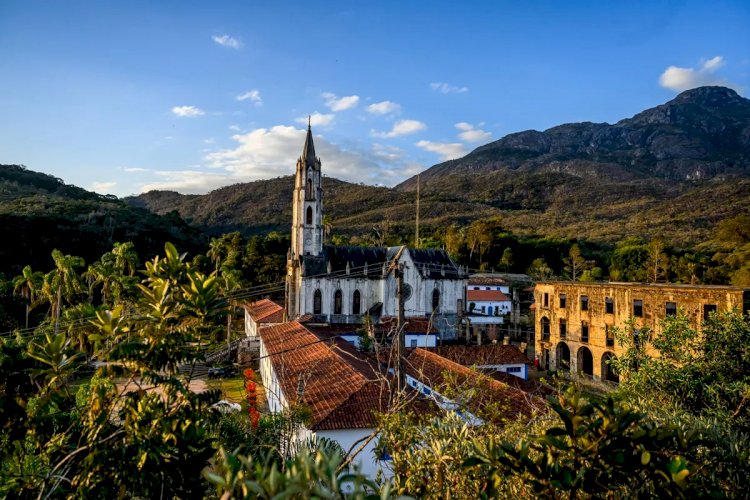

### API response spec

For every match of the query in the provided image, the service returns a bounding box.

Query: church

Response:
[284,124,467,337]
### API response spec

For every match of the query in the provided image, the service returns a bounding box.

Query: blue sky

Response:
[1,0,748,196]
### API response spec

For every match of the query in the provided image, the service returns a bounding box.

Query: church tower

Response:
[286,122,323,319]
[291,121,323,258]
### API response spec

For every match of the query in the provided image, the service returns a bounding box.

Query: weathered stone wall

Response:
[534,282,749,380]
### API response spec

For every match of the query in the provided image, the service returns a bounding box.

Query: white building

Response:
[285,125,467,338]
[258,321,389,477]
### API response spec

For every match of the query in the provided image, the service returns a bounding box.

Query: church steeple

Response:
[290,123,323,260]
[301,118,316,167]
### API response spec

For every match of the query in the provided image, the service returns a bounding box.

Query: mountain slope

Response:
[127,86,750,249]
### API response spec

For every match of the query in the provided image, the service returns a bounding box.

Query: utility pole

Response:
[395,263,406,393]
[414,174,420,249]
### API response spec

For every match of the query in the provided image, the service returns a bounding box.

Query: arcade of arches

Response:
[551,341,619,382]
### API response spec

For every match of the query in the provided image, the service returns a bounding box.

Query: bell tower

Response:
[286,121,323,320]
[291,121,323,259]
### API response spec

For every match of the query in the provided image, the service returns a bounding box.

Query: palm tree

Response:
[12,265,44,329]
[47,249,85,334]
[218,268,242,348]
[112,242,139,276]
[207,238,225,273]
[84,253,117,305]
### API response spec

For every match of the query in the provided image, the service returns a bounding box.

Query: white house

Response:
[243,299,284,337]
[426,345,532,381]
[257,321,389,477]
[284,125,467,339]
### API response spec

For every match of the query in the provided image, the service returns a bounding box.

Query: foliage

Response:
[466,386,698,498]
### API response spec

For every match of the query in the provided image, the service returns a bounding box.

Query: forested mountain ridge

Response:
[0,164,206,275]
[127,86,750,250]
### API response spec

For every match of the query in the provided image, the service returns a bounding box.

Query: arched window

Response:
[432,289,440,312]
[313,289,322,315]
[306,206,313,225]
[306,177,313,200]
[334,289,342,315]
[352,289,361,315]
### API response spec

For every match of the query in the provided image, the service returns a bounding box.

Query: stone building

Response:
[284,125,467,337]
[534,281,750,381]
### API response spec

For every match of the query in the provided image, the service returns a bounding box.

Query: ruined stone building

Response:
[284,125,467,337]
[534,281,750,381]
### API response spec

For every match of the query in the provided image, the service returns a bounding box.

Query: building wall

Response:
[534,282,750,380]
[468,284,510,294]
[467,300,511,316]
[478,363,528,380]
[245,313,259,337]
[259,340,286,413]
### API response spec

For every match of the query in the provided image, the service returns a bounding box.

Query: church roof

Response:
[300,245,463,280]
[301,122,316,167]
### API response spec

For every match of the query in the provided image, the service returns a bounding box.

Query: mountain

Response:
[398,86,750,189]
[0,165,206,276]
[127,86,749,249]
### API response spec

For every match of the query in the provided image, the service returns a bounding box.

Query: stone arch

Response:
[577,346,593,377]
[313,289,322,315]
[352,289,361,315]
[432,288,440,312]
[601,352,619,383]
[556,342,570,371]
[306,177,313,200]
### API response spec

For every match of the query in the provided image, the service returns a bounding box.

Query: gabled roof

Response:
[427,345,531,367]
[404,349,541,421]
[467,290,511,302]
[379,316,438,334]
[301,245,387,278]
[259,321,385,430]
[404,247,463,279]
[244,299,284,323]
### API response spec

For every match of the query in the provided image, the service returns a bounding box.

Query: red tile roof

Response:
[244,299,284,323]
[404,349,543,422]
[379,316,438,334]
[467,290,510,302]
[258,321,385,430]
[427,345,531,366]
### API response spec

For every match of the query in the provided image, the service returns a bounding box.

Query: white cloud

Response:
[322,92,360,111]
[204,125,388,185]
[212,34,242,49]
[416,140,467,161]
[141,170,237,194]
[171,105,205,117]
[366,100,401,115]
[123,167,149,173]
[659,56,739,92]
[372,119,427,138]
[91,181,117,193]
[371,143,404,162]
[455,122,492,143]
[236,89,262,106]
[203,138,216,144]
[430,82,469,94]
[228,125,241,131]
[296,112,335,127]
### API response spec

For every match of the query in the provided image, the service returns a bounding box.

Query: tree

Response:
[563,244,593,281]
[498,247,514,272]
[45,249,85,333]
[12,265,44,329]
[112,241,139,277]
[444,225,465,258]
[527,258,553,281]
[467,220,492,265]
[645,238,669,283]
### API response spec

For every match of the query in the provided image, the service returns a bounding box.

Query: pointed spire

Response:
[302,120,316,167]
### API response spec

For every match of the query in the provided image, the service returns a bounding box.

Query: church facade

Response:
[285,125,467,337]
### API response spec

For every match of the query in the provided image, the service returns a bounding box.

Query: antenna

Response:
[414,174,420,248]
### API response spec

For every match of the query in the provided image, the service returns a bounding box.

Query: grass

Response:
[206,371,269,413]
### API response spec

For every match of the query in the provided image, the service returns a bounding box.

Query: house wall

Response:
[245,312,259,337]
[468,284,510,294]
[534,282,750,380]
[467,300,511,316]
[340,333,437,349]
[478,363,528,380]
[259,340,286,413]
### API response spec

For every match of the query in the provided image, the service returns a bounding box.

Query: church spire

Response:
[301,119,316,167]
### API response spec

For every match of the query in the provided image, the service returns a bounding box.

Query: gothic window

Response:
[313,289,322,315]
[352,290,361,315]
[306,206,313,225]
[334,289,342,315]
[432,289,440,312]
[306,177,313,200]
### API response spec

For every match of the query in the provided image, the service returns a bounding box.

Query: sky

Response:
[0,0,748,197]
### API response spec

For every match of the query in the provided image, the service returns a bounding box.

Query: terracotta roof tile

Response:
[427,345,531,366]
[379,316,438,334]
[259,321,382,430]
[244,299,284,323]
[405,348,543,422]
[467,290,511,302]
